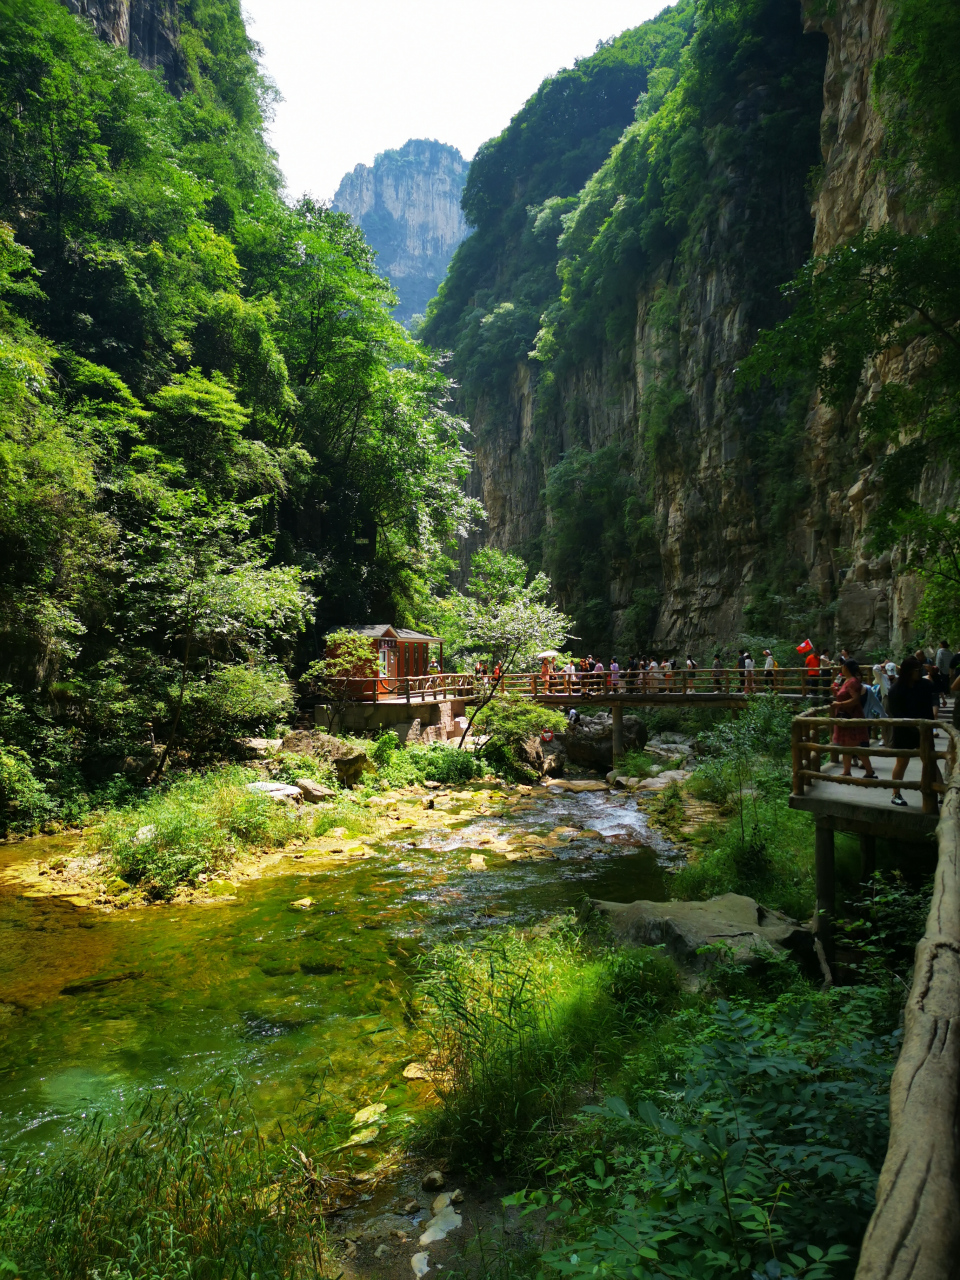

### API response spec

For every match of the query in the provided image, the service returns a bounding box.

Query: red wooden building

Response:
[339,625,443,699]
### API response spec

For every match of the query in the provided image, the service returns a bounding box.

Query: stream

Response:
[0,785,682,1154]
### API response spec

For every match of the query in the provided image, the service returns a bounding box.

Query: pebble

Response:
[421,1169,444,1191]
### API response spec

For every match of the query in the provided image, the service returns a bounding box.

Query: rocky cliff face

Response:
[59,0,182,87]
[332,139,469,325]
[463,0,938,658]
[795,0,938,655]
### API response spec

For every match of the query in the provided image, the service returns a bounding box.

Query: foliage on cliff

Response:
[743,0,960,642]
[0,0,479,821]
[421,0,696,415]
[423,0,825,653]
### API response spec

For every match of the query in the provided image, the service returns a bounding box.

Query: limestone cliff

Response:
[59,0,182,87]
[332,139,469,325]
[448,0,939,657]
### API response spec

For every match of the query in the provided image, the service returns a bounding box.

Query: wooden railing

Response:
[336,665,852,704]
[500,666,842,699]
[854,722,960,1279]
[791,707,953,815]
[334,673,475,704]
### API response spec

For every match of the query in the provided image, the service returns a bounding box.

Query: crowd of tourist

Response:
[515,641,957,810]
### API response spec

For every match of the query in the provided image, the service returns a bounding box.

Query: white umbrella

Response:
[537,650,561,659]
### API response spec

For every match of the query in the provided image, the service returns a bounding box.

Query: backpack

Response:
[862,686,885,719]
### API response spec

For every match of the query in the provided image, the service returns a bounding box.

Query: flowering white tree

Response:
[433,549,572,746]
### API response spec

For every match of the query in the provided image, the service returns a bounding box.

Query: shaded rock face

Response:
[60,0,183,88]
[332,139,470,325]
[564,714,647,772]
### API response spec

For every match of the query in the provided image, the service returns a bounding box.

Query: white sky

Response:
[242,0,675,203]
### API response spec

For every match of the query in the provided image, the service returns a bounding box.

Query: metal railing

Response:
[791,706,954,815]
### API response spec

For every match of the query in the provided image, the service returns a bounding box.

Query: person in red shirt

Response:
[804,647,820,695]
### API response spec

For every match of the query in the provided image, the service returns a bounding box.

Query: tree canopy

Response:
[0,0,480,810]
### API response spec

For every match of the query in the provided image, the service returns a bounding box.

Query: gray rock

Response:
[333,752,375,788]
[421,1169,445,1191]
[296,778,336,802]
[246,781,302,801]
[594,892,814,972]
[565,715,647,771]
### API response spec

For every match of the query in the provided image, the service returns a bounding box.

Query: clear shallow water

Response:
[0,789,681,1148]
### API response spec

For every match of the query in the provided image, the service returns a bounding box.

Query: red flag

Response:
[796,639,814,655]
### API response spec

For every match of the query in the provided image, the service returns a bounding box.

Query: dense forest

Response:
[0,0,480,821]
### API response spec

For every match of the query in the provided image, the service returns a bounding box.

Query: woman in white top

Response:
[743,652,755,692]
[610,658,620,688]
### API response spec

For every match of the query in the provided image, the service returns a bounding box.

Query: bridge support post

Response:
[814,821,835,962]
[612,703,624,763]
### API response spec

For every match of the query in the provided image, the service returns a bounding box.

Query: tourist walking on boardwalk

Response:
[819,647,832,699]
[712,653,723,692]
[610,657,620,690]
[564,657,576,694]
[743,651,756,692]
[736,649,746,691]
[889,656,940,806]
[935,639,951,708]
[685,654,698,692]
[762,649,774,689]
[830,659,877,781]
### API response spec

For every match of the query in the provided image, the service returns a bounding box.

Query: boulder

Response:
[517,735,544,774]
[564,714,647,771]
[332,752,374,788]
[593,892,814,972]
[239,737,282,757]
[543,744,566,777]
[246,781,302,802]
[281,730,318,755]
[296,778,336,802]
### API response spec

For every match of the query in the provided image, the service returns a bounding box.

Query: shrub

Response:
[517,992,895,1280]
[417,925,682,1174]
[310,796,376,839]
[410,743,481,784]
[606,946,681,1021]
[475,697,567,780]
[671,797,816,919]
[181,663,294,755]
[88,766,302,896]
[0,745,53,834]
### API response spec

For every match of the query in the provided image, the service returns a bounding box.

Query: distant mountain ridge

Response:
[332,139,470,324]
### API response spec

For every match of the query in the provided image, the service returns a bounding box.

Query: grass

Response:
[86,766,305,897]
[415,920,680,1176]
[0,1085,329,1280]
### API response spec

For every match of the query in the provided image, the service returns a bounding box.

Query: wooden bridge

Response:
[788,707,960,1279]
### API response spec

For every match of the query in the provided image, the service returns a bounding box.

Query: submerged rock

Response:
[594,892,814,972]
